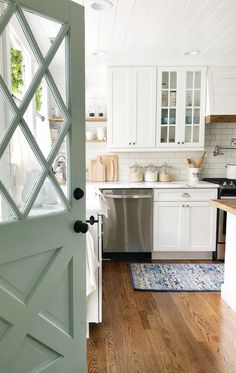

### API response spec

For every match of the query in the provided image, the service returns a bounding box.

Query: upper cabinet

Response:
[108,66,206,151]
[156,67,206,150]
[108,67,156,149]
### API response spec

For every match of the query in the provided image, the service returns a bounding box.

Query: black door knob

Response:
[88,215,95,225]
[74,220,88,233]
[74,188,84,200]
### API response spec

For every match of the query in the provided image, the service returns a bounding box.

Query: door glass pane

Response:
[161,126,167,143]
[193,108,200,124]
[169,91,176,107]
[0,13,39,107]
[194,90,200,106]
[0,192,16,222]
[28,176,65,217]
[23,77,66,159]
[162,72,169,89]
[49,39,66,105]
[161,90,168,107]
[185,126,192,143]
[194,71,201,89]
[169,126,175,143]
[186,90,192,107]
[186,72,193,89]
[170,72,177,89]
[193,126,199,142]
[0,90,15,143]
[161,109,168,124]
[23,9,62,57]
[185,108,192,124]
[52,136,68,199]
[0,127,42,212]
[169,109,176,124]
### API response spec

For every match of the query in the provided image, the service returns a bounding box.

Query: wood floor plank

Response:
[87,261,236,373]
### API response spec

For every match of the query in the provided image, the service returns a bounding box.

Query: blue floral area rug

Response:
[129,263,224,292]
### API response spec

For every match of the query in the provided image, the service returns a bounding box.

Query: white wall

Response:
[86,122,236,181]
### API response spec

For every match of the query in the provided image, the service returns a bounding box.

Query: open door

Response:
[0,0,86,371]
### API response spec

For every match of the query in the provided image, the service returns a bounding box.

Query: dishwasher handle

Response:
[104,194,152,199]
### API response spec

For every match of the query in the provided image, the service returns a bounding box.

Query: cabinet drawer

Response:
[154,189,217,202]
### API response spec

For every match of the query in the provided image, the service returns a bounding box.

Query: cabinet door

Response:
[185,202,216,251]
[182,67,206,148]
[153,202,184,251]
[156,68,181,148]
[132,67,156,148]
[108,68,132,148]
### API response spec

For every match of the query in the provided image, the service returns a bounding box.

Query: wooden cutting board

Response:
[89,156,106,182]
[101,154,118,181]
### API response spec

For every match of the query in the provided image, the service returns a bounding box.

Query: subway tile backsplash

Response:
[86,123,236,181]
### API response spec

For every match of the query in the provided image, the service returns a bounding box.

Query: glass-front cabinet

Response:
[156,67,206,149]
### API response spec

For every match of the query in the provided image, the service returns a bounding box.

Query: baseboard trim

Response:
[152,251,213,260]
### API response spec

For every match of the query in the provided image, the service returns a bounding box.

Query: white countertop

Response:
[86,180,219,190]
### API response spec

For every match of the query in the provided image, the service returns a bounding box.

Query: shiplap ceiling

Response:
[81,0,236,67]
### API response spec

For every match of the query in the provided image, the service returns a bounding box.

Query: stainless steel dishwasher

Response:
[102,189,152,259]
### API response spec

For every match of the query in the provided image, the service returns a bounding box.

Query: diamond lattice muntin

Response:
[0,1,71,222]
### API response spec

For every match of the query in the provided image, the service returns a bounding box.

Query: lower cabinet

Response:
[153,193,217,252]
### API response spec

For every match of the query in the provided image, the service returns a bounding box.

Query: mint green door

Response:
[0,0,86,372]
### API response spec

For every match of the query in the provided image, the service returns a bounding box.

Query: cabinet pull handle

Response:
[182,141,185,144]
[177,141,180,144]
[181,192,190,198]
[133,142,135,145]
[129,142,131,145]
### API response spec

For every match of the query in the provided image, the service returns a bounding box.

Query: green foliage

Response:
[10,47,24,94]
[35,85,43,112]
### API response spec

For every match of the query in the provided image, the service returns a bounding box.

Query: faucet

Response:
[213,141,236,156]
[213,145,224,156]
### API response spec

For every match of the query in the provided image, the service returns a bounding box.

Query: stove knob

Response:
[229,181,235,186]
[222,181,228,186]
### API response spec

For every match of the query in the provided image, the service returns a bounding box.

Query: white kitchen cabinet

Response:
[108,67,156,149]
[153,188,217,252]
[154,202,183,251]
[186,202,216,251]
[108,67,132,148]
[156,67,206,150]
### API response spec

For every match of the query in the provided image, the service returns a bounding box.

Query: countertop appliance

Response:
[203,178,236,260]
[102,189,152,259]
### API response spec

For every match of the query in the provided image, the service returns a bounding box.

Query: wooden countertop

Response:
[210,199,236,215]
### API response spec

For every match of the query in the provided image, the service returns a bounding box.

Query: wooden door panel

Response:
[0,1,86,371]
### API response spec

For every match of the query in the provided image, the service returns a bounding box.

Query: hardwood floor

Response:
[87,261,236,373]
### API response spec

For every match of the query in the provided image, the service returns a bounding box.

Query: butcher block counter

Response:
[211,199,236,313]
[210,200,236,215]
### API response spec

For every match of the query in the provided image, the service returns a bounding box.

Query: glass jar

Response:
[144,164,158,182]
[129,164,144,182]
[159,162,172,182]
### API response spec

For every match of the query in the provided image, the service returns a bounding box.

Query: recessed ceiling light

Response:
[92,50,107,56]
[184,49,200,56]
[91,0,113,11]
